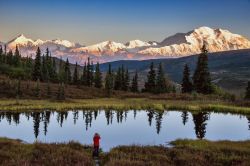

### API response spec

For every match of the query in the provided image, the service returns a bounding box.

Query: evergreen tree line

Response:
[181,45,250,98]
[32,47,57,82]
[181,45,213,95]
[143,62,175,93]
[103,62,175,95]
[104,64,139,96]
[2,45,250,98]
[31,47,103,88]
[0,45,33,76]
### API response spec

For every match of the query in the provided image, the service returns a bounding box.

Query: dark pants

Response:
[93,145,99,157]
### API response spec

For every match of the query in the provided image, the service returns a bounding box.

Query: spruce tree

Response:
[123,69,129,91]
[144,62,156,93]
[181,64,193,93]
[25,56,33,69]
[51,57,58,82]
[58,57,64,82]
[193,45,212,94]
[41,55,48,81]
[45,48,49,61]
[73,62,79,85]
[81,62,87,86]
[94,62,102,88]
[156,63,167,93]
[245,81,250,100]
[13,45,21,67]
[131,71,138,93]
[6,50,13,65]
[46,49,53,81]
[64,58,71,84]
[105,64,114,96]
[4,45,7,55]
[114,67,122,90]
[32,47,42,81]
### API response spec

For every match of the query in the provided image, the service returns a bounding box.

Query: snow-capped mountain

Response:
[7,34,35,48]
[71,41,126,56]
[139,27,250,56]
[5,34,81,57]
[125,40,152,48]
[1,26,250,63]
[7,34,77,49]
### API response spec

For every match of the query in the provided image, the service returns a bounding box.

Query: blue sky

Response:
[0,0,250,44]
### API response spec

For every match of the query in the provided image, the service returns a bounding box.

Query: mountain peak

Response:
[141,26,250,56]
[126,39,151,48]
[17,34,24,37]
[194,26,213,31]
[15,34,30,40]
[7,34,34,48]
[51,39,75,48]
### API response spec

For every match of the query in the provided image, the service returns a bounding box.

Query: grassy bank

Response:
[1,138,250,166]
[0,98,250,115]
[104,139,250,166]
[0,137,93,166]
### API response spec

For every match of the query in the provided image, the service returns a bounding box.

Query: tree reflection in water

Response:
[0,110,248,139]
[181,111,188,125]
[192,112,210,139]
[155,112,163,134]
[33,112,40,139]
[147,110,154,126]
[247,116,250,130]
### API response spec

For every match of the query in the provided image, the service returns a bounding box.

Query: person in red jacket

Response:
[93,133,101,157]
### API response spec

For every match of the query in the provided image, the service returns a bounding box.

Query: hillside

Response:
[99,49,250,94]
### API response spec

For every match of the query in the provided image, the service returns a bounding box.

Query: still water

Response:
[0,110,249,151]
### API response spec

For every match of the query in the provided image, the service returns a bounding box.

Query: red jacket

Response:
[93,135,101,146]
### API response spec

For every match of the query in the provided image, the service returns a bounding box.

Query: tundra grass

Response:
[0,137,93,166]
[104,139,250,166]
[0,98,250,115]
[1,137,250,166]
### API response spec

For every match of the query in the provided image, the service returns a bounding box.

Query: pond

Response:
[0,110,249,151]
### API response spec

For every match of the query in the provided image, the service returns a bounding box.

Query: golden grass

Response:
[0,98,250,115]
[104,139,250,166]
[2,137,250,166]
[0,137,93,166]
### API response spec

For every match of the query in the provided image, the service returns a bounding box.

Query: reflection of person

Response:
[93,133,101,157]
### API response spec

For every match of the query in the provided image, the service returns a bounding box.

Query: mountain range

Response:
[1,26,250,64]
